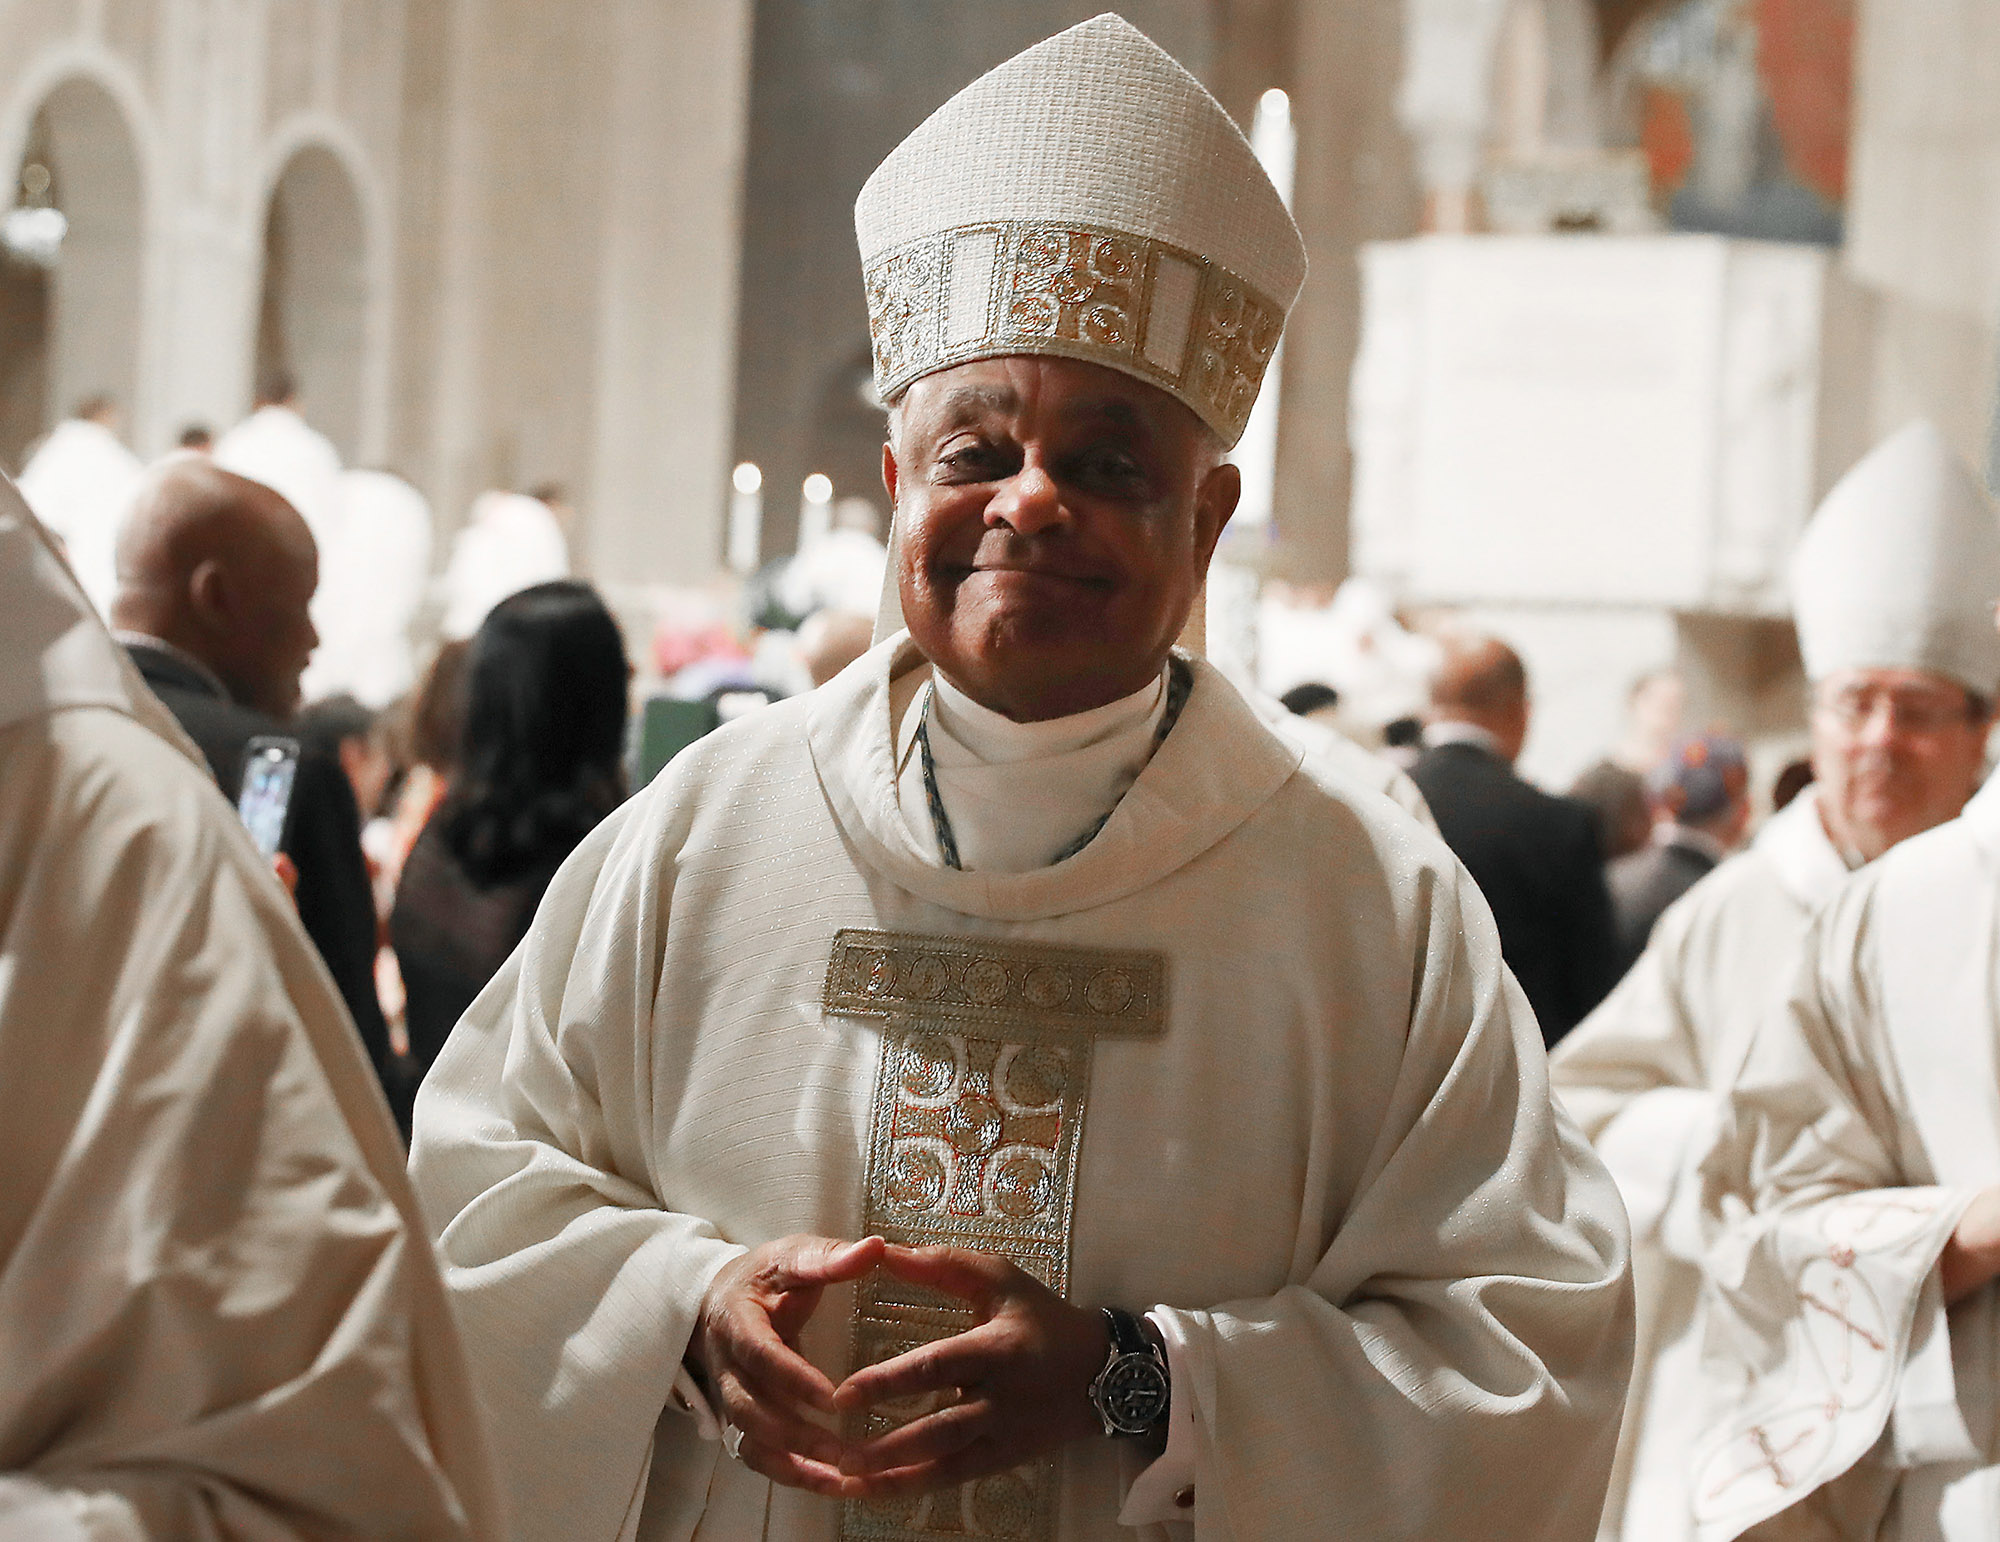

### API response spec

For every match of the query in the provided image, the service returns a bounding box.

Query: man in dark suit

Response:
[110,456,391,1088]
[1411,635,1619,1047]
[1608,732,1750,976]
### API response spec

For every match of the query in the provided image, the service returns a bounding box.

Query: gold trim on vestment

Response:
[823,928,1167,1542]
[865,220,1284,445]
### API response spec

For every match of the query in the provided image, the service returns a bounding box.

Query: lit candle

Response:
[728,462,763,573]
[799,473,834,551]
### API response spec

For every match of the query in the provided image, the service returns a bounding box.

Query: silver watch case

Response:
[1089,1309,1170,1437]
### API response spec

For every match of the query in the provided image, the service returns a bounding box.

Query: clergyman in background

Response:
[1551,419,2000,1542]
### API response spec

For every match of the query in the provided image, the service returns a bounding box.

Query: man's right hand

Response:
[1942,1186,2000,1304]
[688,1234,885,1496]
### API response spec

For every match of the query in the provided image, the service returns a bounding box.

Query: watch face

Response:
[1100,1354,1169,1434]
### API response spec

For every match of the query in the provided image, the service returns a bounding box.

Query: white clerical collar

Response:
[927,668,1165,767]
[894,665,1170,873]
[1752,786,1855,909]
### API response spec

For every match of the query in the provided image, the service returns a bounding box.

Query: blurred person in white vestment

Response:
[213,367,343,550]
[438,486,571,640]
[779,496,890,620]
[1257,575,1441,736]
[0,471,503,1541]
[1552,420,2000,1542]
[410,18,1631,1542]
[15,393,143,617]
[308,467,434,707]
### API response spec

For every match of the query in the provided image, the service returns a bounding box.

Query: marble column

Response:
[1272,0,1422,586]
[586,0,754,590]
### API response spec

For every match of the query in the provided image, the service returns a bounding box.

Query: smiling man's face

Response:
[883,355,1238,722]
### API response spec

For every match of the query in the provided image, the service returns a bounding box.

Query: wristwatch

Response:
[1088,1306,1171,1437]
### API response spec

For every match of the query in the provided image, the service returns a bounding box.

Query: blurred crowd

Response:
[7,379,905,1139]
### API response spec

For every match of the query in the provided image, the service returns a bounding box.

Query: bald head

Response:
[114,454,319,718]
[1429,633,1531,763]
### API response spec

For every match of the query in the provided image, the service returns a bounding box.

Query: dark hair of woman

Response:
[442,581,629,886]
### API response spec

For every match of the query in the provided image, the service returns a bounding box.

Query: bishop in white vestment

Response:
[1692,773,2000,1538]
[307,466,435,707]
[412,17,1633,1542]
[0,475,503,1540]
[1552,789,1849,1540]
[1553,420,2000,1541]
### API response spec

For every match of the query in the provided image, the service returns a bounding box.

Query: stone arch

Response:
[1,72,146,468]
[253,139,372,460]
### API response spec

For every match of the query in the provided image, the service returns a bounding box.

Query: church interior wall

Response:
[388,0,752,602]
[1275,0,1423,589]
[1841,0,2000,470]
[0,0,402,468]
[378,0,452,496]
[582,0,753,597]
[256,140,373,460]
[37,76,148,446]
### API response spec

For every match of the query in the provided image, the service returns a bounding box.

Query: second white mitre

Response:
[1791,418,2000,695]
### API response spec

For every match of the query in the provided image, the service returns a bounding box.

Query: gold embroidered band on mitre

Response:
[865,220,1285,446]
[823,928,1168,1542]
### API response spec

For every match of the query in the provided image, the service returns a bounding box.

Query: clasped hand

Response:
[686,1234,1109,1498]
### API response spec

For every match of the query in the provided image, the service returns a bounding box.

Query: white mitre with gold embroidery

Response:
[1792,420,2000,695]
[854,12,1306,450]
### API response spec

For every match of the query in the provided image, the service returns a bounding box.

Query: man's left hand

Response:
[831,1243,1107,1494]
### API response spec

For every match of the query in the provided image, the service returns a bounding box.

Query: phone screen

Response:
[237,736,301,860]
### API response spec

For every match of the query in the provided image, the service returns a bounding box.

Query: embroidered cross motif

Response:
[1800,1280,1886,1371]
[823,929,1167,1542]
[1795,1255,1890,1408]
[1704,1422,1818,1502]
[1817,1192,1941,1251]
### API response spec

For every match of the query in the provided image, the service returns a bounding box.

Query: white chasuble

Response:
[1552,790,1851,1541]
[0,485,502,1540]
[410,633,1634,1542]
[1692,776,2000,1540]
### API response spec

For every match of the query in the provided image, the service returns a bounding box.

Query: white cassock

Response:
[438,491,570,639]
[212,405,342,548]
[1550,790,1850,1541]
[1691,775,2000,1541]
[15,417,143,617]
[0,478,504,1541]
[411,633,1633,1542]
[306,468,434,707]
